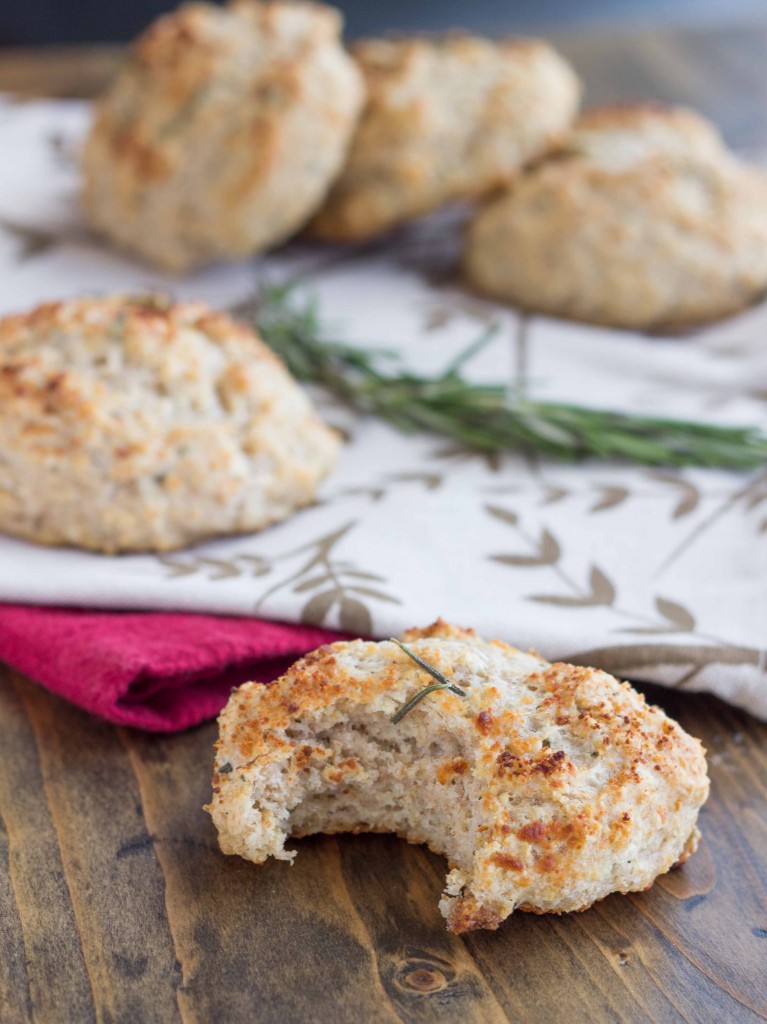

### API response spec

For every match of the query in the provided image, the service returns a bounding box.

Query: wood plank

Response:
[334,836,516,1023]
[11,675,183,1024]
[0,45,122,98]
[2,660,767,1022]
[459,684,767,1024]
[122,725,408,1024]
[554,24,767,151]
[0,827,32,1024]
[0,677,93,1024]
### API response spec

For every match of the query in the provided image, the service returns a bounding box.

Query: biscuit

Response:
[0,296,339,552]
[208,620,709,933]
[465,104,767,329]
[83,0,364,272]
[308,35,580,242]
[571,103,726,167]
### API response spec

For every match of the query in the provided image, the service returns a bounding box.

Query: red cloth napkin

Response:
[0,604,347,732]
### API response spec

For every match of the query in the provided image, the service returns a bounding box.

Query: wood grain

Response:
[0,46,122,99]
[1,667,766,1024]
[2,21,767,1024]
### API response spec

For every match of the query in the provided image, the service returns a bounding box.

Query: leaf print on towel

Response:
[430,442,505,473]
[490,528,561,568]
[484,501,733,642]
[620,598,697,636]
[530,567,616,609]
[538,485,569,507]
[486,503,561,568]
[486,502,616,608]
[739,479,767,532]
[647,471,701,519]
[564,642,766,692]
[654,468,767,579]
[255,521,400,634]
[321,484,386,505]
[0,217,63,262]
[483,474,711,520]
[47,130,79,171]
[386,472,443,492]
[317,471,445,509]
[589,486,630,514]
[156,554,272,581]
[486,478,606,508]
[420,291,501,332]
[156,521,400,634]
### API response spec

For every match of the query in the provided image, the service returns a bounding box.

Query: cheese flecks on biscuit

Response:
[309,35,580,241]
[208,620,709,933]
[0,296,339,552]
[83,0,364,271]
[465,103,767,329]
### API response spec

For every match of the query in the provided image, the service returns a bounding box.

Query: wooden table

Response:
[2,23,767,1024]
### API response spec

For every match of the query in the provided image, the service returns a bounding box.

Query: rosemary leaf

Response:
[388,638,467,724]
[389,638,466,695]
[253,285,767,470]
[390,682,457,724]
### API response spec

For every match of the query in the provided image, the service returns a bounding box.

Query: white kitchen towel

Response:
[0,97,765,719]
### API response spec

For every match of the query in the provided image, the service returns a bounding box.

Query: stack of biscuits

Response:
[2,0,766,555]
[2,0,585,555]
[81,0,767,332]
[82,1,580,272]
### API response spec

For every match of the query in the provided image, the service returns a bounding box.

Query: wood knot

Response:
[402,968,444,993]
[393,955,455,997]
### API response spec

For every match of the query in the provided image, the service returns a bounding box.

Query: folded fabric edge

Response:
[0,603,350,732]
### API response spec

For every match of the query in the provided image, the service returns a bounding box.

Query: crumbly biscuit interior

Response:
[239,706,481,881]
[289,712,479,863]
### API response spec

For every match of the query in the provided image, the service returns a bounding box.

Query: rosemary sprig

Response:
[251,285,767,470]
[389,638,466,724]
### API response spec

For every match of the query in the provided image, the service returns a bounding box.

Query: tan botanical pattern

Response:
[0,98,764,720]
[482,487,765,695]
[158,521,400,634]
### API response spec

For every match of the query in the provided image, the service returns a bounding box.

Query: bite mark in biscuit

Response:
[208,620,709,932]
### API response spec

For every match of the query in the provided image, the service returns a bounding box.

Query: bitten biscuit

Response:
[208,620,709,933]
[465,104,767,329]
[308,35,580,241]
[83,0,364,272]
[0,296,339,552]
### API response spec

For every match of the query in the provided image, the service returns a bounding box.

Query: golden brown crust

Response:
[309,34,579,241]
[209,621,710,932]
[567,103,726,173]
[445,894,504,933]
[574,102,724,144]
[465,149,767,330]
[0,295,339,551]
[400,618,479,643]
[83,0,364,270]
